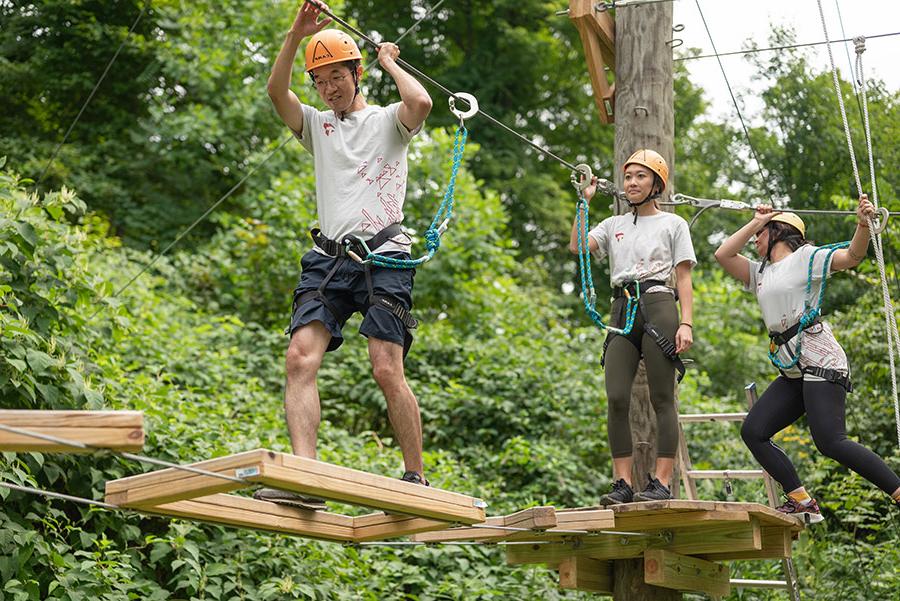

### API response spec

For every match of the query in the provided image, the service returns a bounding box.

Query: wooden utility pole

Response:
[613,3,678,600]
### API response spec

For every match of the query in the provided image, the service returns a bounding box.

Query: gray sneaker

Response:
[252,488,327,510]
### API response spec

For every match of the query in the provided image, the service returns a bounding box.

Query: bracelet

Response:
[680,322,693,328]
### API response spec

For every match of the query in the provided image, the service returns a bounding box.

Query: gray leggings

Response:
[604,292,680,458]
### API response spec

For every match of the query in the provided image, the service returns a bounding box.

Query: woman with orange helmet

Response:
[569,149,696,506]
[715,195,900,520]
[256,1,434,510]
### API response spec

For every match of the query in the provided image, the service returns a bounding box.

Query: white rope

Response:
[816,1,900,447]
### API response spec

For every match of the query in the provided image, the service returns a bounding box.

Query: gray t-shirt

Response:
[587,212,696,288]
[745,245,849,378]
[297,102,420,255]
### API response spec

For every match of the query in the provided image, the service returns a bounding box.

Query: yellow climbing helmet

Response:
[305,29,362,72]
[770,212,806,238]
[624,149,669,191]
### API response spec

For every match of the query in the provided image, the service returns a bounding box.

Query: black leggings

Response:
[741,376,900,495]
[604,292,680,459]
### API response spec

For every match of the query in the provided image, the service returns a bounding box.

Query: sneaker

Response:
[599,479,634,506]
[252,488,327,511]
[400,471,430,486]
[775,496,824,524]
[633,475,672,502]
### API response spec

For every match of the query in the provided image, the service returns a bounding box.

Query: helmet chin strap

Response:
[628,190,661,224]
[338,68,362,121]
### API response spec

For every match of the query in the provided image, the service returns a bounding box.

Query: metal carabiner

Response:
[571,163,594,193]
[448,92,478,127]
[873,206,890,235]
[343,236,373,265]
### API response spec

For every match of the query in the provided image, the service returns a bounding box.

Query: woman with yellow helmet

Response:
[715,195,900,521]
[569,149,697,505]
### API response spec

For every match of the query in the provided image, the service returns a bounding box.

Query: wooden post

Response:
[613,2,678,599]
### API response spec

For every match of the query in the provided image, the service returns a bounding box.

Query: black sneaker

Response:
[633,476,672,502]
[252,488,327,511]
[400,471,430,486]
[599,479,634,506]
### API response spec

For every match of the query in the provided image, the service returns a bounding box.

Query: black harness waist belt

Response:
[310,223,404,258]
[769,316,821,347]
[612,279,671,299]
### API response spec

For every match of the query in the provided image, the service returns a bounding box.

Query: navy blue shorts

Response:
[289,250,415,353]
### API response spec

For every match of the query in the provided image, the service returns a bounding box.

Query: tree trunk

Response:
[613,2,680,600]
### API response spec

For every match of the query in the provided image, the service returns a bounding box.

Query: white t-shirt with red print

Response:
[297,102,420,255]
[587,212,696,288]
[745,245,849,379]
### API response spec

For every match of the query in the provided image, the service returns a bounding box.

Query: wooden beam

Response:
[553,508,616,531]
[614,510,750,532]
[0,410,144,452]
[411,506,557,543]
[558,557,613,594]
[701,526,792,561]
[569,0,615,123]
[644,550,730,597]
[105,449,276,507]
[258,458,486,524]
[149,493,356,542]
[506,519,761,564]
[352,513,450,542]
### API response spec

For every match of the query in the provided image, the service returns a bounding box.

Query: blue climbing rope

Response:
[362,125,468,268]
[769,241,850,369]
[575,192,639,335]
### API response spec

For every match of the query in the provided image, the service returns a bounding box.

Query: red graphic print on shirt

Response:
[323,122,335,137]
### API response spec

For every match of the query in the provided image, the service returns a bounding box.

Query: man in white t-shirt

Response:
[256,1,433,509]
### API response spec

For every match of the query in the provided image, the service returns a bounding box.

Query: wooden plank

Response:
[553,508,616,531]
[702,526,792,561]
[412,507,558,543]
[105,449,276,494]
[257,462,485,524]
[644,549,730,596]
[148,493,355,542]
[278,455,484,510]
[352,513,450,542]
[105,449,276,507]
[0,410,143,427]
[0,427,144,452]
[558,557,613,594]
[506,519,761,564]
[614,510,750,532]
[569,0,615,54]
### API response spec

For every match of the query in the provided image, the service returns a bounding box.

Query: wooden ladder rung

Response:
[686,470,764,479]
[731,578,789,590]
[679,413,748,423]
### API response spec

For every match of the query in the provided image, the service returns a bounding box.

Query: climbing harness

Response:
[350,96,475,269]
[294,223,419,350]
[816,0,900,446]
[570,164,686,381]
[766,242,851,391]
[660,194,893,232]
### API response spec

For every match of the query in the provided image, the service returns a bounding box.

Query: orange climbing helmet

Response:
[624,149,669,191]
[304,29,362,72]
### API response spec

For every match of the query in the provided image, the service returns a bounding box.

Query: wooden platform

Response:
[0,410,144,452]
[502,500,804,597]
[105,449,487,540]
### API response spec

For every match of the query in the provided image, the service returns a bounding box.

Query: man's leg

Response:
[284,321,332,458]
[368,336,424,476]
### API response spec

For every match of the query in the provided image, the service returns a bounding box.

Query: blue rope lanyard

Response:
[575,193,639,335]
[362,125,468,269]
[768,241,850,369]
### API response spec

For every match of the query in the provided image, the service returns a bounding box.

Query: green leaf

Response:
[25,349,55,374]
